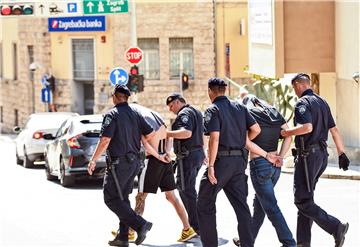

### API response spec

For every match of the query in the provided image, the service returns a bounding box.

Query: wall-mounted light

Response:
[353,72,359,83]
[240,18,246,36]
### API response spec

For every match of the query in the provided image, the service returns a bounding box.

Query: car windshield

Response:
[26,115,73,129]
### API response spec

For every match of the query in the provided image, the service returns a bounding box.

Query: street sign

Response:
[41,88,51,103]
[34,1,83,17]
[48,16,106,32]
[109,67,128,86]
[125,47,143,64]
[83,0,128,15]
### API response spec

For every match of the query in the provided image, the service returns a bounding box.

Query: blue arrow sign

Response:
[41,88,51,103]
[109,67,128,86]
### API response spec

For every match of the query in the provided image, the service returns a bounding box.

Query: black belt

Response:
[217,150,243,157]
[294,143,324,155]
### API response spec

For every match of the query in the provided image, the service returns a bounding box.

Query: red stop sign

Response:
[125,47,143,64]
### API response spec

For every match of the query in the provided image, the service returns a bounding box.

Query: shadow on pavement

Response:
[142,237,228,247]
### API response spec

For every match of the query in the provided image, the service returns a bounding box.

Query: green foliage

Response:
[245,74,296,122]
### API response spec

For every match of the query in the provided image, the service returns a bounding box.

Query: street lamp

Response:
[352,72,359,83]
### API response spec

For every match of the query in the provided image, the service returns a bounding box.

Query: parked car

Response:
[14,112,78,168]
[44,114,106,187]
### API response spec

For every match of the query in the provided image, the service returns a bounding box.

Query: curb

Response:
[281,167,360,180]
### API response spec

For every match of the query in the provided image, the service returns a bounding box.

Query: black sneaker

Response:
[135,221,153,245]
[233,237,240,246]
[108,239,129,247]
[334,222,349,247]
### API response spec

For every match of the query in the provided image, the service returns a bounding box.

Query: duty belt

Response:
[176,146,203,159]
[217,150,243,157]
[292,143,325,156]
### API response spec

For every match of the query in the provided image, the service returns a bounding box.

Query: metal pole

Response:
[130,0,137,47]
[32,79,35,113]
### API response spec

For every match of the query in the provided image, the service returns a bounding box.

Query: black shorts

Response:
[138,155,176,194]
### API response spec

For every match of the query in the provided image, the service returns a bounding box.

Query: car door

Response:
[53,120,72,173]
[48,120,67,174]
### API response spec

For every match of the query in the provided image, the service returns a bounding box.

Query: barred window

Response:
[169,38,194,79]
[72,39,94,81]
[13,43,18,80]
[28,45,34,81]
[0,43,3,78]
[138,38,160,80]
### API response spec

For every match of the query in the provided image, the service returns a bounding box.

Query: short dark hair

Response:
[291,73,310,84]
[209,85,226,94]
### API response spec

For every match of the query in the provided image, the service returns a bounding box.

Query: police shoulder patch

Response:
[204,111,212,123]
[181,115,189,124]
[103,115,113,127]
[298,105,306,114]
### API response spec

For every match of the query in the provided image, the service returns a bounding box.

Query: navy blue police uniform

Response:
[101,85,154,243]
[167,93,205,234]
[197,78,255,247]
[293,88,342,245]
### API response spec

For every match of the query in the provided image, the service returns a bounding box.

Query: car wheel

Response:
[15,149,23,165]
[23,149,34,169]
[60,159,75,187]
[45,156,56,181]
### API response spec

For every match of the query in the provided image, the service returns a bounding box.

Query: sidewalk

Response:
[282,157,360,180]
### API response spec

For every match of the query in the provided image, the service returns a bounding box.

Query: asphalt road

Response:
[0,135,359,247]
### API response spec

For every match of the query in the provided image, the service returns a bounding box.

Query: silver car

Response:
[14,112,78,168]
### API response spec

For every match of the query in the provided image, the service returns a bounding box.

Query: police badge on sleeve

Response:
[204,111,212,123]
[181,115,189,124]
[299,105,306,114]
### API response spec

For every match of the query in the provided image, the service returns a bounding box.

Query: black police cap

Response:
[166,93,183,105]
[114,84,131,96]
[291,73,310,84]
[208,77,227,87]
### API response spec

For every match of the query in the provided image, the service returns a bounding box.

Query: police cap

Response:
[114,84,131,96]
[208,77,227,88]
[166,93,184,105]
[291,73,310,84]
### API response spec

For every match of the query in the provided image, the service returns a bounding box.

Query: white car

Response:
[14,112,79,168]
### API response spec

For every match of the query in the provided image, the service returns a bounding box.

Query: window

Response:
[0,106,3,123]
[0,43,3,78]
[169,38,194,79]
[28,45,34,81]
[14,109,18,126]
[138,38,160,80]
[72,39,94,81]
[13,43,18,80]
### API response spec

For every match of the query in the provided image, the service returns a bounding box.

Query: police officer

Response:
[281,73,350,247]
[88,84,154,247]
[197,77,278,247]
[166,93,205,235]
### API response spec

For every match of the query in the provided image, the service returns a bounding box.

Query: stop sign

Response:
[125,47,143,64]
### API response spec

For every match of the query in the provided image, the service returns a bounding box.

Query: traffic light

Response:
[128,65,144,93]
[182,73,189,90]
[1,4,34,16]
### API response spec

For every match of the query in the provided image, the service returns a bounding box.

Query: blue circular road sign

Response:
[109,67,129,86]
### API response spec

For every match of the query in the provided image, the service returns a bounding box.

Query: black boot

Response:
[334,222,349,247]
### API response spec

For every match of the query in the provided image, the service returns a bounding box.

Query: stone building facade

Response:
[0,1,216,131]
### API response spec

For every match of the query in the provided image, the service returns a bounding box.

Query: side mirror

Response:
[43,133,55,140]
[13,126,21,133]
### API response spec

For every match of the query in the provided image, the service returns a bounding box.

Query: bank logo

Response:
[51,20,59,29]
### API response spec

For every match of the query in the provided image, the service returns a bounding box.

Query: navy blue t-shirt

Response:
[100,102,153,157]
[204,96,256,150]
[172,104,204,152]
[294,89,335,148]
